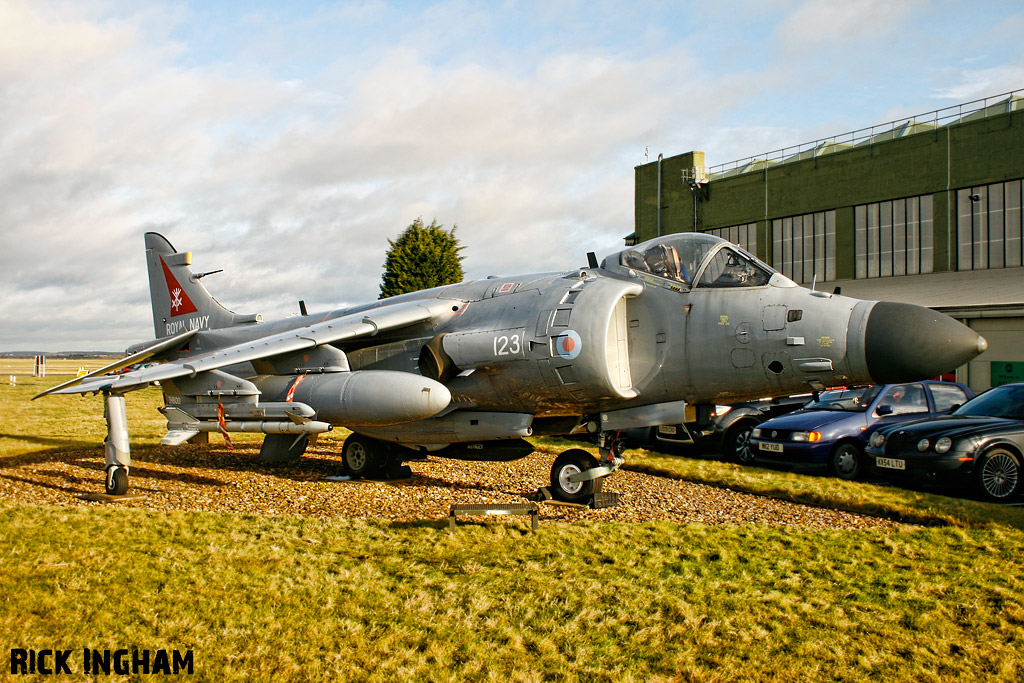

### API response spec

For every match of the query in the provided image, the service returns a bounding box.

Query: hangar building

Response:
[633,90,1024,394]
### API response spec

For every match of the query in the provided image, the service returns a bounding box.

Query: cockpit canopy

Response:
[617,233,775,289]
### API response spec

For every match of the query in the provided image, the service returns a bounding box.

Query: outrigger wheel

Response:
[101,392,132,496]
[105,464,129,496]
[549,449,604,503]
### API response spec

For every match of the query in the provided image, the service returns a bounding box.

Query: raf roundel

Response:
[555,330,583,360]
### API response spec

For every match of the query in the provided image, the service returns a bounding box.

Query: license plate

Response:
[876,457,906,470]
[759,442,783,453]
[658,425,678,435]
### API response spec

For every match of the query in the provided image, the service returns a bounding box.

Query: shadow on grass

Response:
[0,444,233,493]
[0,432,97,451]
[0,440,541,502]
[0,473,96,496]
[624,455,1024,532]
[409,473,538,498]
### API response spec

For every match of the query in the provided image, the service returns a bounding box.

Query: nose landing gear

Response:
[547,432,624,506]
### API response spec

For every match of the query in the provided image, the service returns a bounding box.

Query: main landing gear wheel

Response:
[105,465,129,496]
[550,449,603,503]
[975,448,1021,502]
[342,434,382,478]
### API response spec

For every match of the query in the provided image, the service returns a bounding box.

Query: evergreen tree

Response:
[379,218,465,298]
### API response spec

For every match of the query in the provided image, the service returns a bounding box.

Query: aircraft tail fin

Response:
[145,232,262,338]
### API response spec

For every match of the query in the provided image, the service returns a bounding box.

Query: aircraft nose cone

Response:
[864,301,987,383]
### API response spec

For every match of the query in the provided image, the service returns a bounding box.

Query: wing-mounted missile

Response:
[159,369,334,444]
[160,407,333,444]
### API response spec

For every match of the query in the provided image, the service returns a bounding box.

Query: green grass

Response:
[3,373,1024,681]
[2,506,1023,682]
[620,447,1024,531]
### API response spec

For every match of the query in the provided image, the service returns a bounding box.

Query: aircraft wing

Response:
[35,298,456,398]
[33,328,200,399]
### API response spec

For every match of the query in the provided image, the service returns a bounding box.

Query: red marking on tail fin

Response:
[160,256,198,316]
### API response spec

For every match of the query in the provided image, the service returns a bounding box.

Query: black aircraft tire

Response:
[550,449,600,503]
[975,448,1021,502]
[725,422,756,464]
[342,434,381,478]
[829,443,862,481]
[105,466,128,496]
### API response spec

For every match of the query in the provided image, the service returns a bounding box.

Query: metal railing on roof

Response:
[707,89,1024,179]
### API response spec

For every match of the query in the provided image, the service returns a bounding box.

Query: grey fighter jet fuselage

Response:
[38,231,987,501]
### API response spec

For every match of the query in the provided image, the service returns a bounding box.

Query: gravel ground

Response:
[0,439,899,529]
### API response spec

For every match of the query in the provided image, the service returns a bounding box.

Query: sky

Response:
[2,0,1023,351]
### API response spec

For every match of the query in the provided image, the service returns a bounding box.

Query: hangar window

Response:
[855,196,933,279]
[705,223,757,254]
[771,211,836,284]
[957,178,1023,271]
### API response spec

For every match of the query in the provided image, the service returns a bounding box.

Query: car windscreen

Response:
[802,386,882,412]
[954,385,1024,419]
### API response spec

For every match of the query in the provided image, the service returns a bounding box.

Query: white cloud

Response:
[1,0,1021,351]
[775,0,923,50]
[0,3,707,350]
[931,66,1024,102]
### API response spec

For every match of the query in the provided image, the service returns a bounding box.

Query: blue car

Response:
[747,381,974,480]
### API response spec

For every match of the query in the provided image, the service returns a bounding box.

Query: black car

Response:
[865,382,1024,502]
[625,395,810,462]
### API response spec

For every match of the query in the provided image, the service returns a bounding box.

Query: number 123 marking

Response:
[493,333,523,356]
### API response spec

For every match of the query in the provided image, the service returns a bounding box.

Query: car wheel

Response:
[975,448,1021,502]
[725,423,756,464]
[829,443,862,481]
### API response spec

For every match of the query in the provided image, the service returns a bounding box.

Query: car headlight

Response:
[751,428,762,438]
[935,437,952,454]
[917,438,930,452]
[714,405,732,417]
[870,432,886,448]
[791,431,822,443]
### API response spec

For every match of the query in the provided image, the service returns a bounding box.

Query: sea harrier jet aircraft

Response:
[37,232,987,502]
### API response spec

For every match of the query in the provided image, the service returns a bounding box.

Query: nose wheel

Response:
[547,432,624,504]
[550,449,603,503]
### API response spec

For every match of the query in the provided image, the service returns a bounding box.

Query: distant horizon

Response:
[1,351,122,359]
